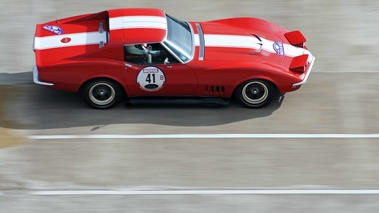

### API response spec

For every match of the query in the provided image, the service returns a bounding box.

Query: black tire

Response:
[235,80,275,108]
[82,79,123,109]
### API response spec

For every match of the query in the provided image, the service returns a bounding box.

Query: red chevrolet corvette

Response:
[33,8,315,109]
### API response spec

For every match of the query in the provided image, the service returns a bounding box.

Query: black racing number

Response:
[146,73,156,83]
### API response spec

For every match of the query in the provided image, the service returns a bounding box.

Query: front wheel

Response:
[82,79,123,109]
[235,80,276,108]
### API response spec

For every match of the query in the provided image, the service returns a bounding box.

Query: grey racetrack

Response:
[1,1,379,212]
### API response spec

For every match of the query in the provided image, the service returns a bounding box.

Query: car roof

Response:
[108,8,167,44]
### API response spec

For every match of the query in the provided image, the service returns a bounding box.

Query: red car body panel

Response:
[33,8,315,101]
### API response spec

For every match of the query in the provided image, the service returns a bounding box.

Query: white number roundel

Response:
[137,66,166,92]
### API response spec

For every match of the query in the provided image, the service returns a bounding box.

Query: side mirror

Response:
[164,57,170,65]
[164,58,172,68]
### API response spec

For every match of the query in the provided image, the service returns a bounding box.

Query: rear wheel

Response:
[235,80,275,108]
[82,79,123,109]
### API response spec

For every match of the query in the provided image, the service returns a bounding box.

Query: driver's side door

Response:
[122,43,198,97]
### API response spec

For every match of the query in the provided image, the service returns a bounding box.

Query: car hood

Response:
[193,21,291,65]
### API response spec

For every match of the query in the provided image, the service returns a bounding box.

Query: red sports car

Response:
[33,8,315,109]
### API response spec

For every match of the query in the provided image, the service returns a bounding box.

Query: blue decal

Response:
[43,25,63,35]
[273,41,285,56]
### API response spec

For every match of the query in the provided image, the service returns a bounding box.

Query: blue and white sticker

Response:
[273,41,285,56]
[43,25,63,35]
[137,66,166,92]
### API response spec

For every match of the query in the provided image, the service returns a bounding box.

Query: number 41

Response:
[145,74,156,83]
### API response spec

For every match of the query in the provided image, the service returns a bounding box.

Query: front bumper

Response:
[33,65,54,86]
[292,56,315,88]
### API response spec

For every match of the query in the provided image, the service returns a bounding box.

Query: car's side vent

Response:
[205,85,225,94]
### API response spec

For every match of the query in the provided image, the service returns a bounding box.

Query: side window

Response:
[124,43,179,64]
[124,44,147,64]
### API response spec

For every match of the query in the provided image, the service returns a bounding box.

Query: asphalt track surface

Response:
[1,1,379,212]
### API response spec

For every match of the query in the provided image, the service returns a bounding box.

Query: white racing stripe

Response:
[35,16,166,50]
[34,32,107,50]
[194,34,200,46]
[194,33,311,58]
[15,189,379,196]
[109,16,167,30]
[203,34,262,50]
[29,134,379,140]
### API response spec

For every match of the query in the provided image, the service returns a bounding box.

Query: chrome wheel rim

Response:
[242,81,269,105]
[88,82,115,106]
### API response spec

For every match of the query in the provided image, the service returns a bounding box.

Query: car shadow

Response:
[2,73,283,129]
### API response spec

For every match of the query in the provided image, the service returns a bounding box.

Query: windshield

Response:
[163,14,193,63]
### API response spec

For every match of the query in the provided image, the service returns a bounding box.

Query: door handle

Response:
[124,63,132,70]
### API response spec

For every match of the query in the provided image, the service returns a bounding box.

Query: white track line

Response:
[23,189,379,196]
[3,189,379,196]
[29,134,379,140]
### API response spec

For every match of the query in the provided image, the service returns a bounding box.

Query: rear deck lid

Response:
[33,11,109,66]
